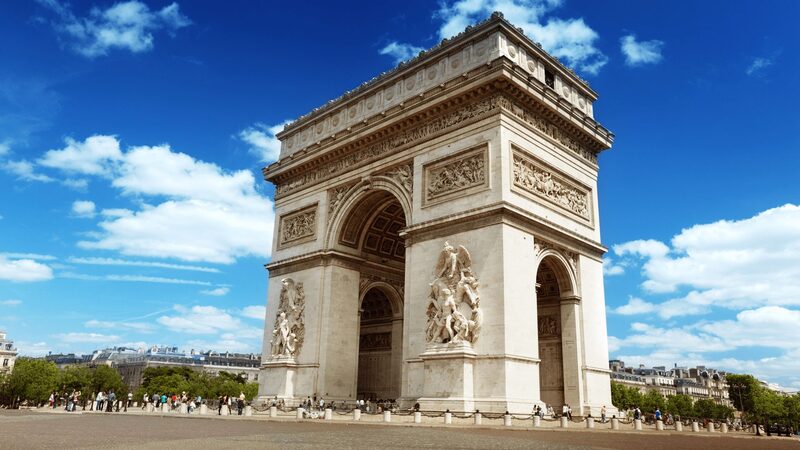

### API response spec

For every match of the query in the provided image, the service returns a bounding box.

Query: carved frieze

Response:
[269,278,305,358]
[359,332,392,351]
[512,148,591,223]
[384,163,413,194]
[279,205,317,247]
[538,314,561,339]
[424,145,489,206]
[327,184,354,227]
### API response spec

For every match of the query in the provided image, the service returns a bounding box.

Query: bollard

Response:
[720,423,728,433]
[634,419,642,431]
[179,403,188,414]
[221,405,230,416]
[161,403,169,414]
[147,403,154,413]
[133,402,138,408]
[269,406,277,418]
[445,411,452,424]
[474,412,482,425]
[656,420,664,431]
[353,409,361,421]
[675,421,683,432]
[691,421,700,432]
[324,408,332,420]
[414,411,421,423]
[586,417,595,429]
[504,413,512,427]
[199,404,207,415]
[295,407,304,419]
[560,416,569,428]
[707,422,715,433]
[245,405,253,417]
[611,418,619,430]
[533,415,540,427]
[383,410,391,422]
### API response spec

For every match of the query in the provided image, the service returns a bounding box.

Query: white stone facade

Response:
[258,13,615,416]
[0,331,17,375]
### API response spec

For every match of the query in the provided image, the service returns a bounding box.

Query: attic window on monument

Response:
[544,69,555,89]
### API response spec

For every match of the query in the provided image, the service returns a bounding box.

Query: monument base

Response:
[258,356,298,406]
[417,342,476,412]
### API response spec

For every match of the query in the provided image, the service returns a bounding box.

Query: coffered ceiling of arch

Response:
[340,194,406,263]
[536,262,560,299]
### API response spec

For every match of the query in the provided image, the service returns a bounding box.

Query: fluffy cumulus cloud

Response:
[3,159,55,183]
[0,255,54,282]
[612,296,656,315]
[379,42,425,64]
[32,135,274,264]
[619,34,664,66]
[37,0,191,57]
[157,304,257,336]
[241,305,266,320]
[602,257,624,276]
[431,0,608,74]
[200,287,229,296]
[71,200,96,218]
[238,121,288,163]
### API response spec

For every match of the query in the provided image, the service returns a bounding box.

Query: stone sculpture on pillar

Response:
[425,242,483,345]
[269,278,305,358]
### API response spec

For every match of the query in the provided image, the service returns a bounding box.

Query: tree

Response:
[727,374,759,420]
[59,366,92,394]
[4,358,59,406]
[90,364,126,397]
[640,389,666,414]
[665,394,694,418]
[610,381,643,411]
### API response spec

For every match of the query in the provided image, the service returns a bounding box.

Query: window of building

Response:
[2,359,8,367]
[544,69,555,89]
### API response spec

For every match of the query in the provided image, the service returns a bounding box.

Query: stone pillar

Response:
[383,410,391,422]
[586,417,595,429]
[611,418,619,430]
[691,421,700,432]
[656,420,664,431]
[414,411,421,423]
[634,419,642,431]
[245,405,253,416]
[269,406,277,417]
[133,402,138,408]
[161,403,169,413]
[721,423,728,433]
[296,408,304,419]
[353,409,361,421]
[324,408,332,420]
[147,403,154,413]
[179,403,188,414]
[444,411,452,424]
[199,404,207,415]
[533,415,540,427]
[417,343,476,412]
[707,422,715,433]
[504,413,512,427]
[560,298,586,410]
[474,412,482,425]
[560,416,569,428]
[220,405,229,416]
[675,421,683,432]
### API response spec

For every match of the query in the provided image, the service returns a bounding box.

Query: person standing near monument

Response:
[601,405,607,423]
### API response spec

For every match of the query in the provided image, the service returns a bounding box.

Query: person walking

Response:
[237,392,245,416]
[601,405,607,423]
[96,391,104,412]
[218,395,224,415]
[107,390,116,412]
[125,392,132,412]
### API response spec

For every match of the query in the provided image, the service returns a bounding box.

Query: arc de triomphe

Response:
[258,13,615,415]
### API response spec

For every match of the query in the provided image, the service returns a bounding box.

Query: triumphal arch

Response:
[259,13,615,415]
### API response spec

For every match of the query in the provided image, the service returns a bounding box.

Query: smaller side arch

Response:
[359,281,404,320]
[535,250,579,299]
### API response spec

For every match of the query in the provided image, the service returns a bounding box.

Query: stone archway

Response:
[357,284,403,401]
[535,252,582,412]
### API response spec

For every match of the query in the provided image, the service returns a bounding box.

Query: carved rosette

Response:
[425,242,483,345]
[512,149,591,222]
[279,205,317,247]
[268,278,305,359]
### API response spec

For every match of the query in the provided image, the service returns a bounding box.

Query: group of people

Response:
[144,392,201,413]
[217,392,248,415]
[48,390,134,412]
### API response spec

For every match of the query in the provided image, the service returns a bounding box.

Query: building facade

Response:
[0,331,17,374]
[258,13,616,415]
[610,360,732,406]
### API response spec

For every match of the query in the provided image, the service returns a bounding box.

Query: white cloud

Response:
[15,341,50,357]
[56,332,120,344]
[746,57,774,76]
[620,34,664,66]
[0,255,54,282]
[38,135,122,176]
[612,296,656,315]
[1,253,57,261]
[433,0,608,75]
[238,121,288,163]
[157,305,253,335]
[34,135,274,264]
[85,319,154,334]
[71,200,96,218]
[0,141,9,157]
[3,159,55,182]
[60,272,213,286]
[241,305,266,320]
[379,42,424,64]
[0,299,22,306]
[38,0,191,58]
[68,256,220,273]
[617,204,800,317]
[201,287,229,296]
[602,257,624,276]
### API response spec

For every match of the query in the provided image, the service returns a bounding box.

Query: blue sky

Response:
[1,1,798,388]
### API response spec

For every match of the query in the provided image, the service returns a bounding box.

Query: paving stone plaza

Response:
[1,409,796,450]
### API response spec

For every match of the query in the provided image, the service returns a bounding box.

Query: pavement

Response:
[0,408,797,449]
